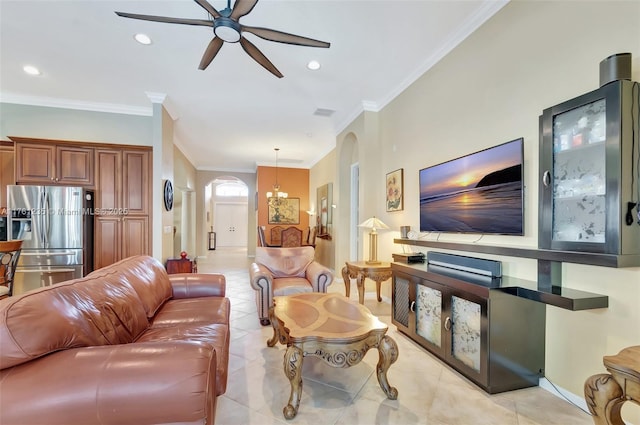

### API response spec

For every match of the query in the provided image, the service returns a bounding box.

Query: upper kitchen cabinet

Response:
[11,137,94,186]
[538,79,640,255]
[0,142,15,210]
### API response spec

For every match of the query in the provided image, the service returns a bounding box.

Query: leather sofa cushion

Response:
[89,255,172,319]
[0,341,217,425]
[150,297,230,327]
[138,297,230,395]
[0,273,148,369]
[255,246,314,278]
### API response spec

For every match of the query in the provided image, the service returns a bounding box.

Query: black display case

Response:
[538,79,640,255]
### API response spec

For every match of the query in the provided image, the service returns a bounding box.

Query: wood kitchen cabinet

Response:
[0,142,15,210]
[13,140,94,186]
[94,216,121,268]
[7,136,152,270]
[94,147,151,270]
[122,150,150,215]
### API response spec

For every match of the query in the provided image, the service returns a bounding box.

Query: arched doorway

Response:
[205,177,249,248]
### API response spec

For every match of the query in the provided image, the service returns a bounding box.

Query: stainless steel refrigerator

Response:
[7,185,94,294]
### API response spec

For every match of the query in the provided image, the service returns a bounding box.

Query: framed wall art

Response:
[386,168,404,212]
[268,198,300,224]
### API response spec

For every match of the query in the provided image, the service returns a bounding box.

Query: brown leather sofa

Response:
[0,255,230,425]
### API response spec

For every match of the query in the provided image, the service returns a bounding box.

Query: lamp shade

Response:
[358,216,389,232]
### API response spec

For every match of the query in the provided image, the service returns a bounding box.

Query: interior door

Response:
[214,203,248,247]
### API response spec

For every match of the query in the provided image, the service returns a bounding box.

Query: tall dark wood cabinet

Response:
[94,148,151,270]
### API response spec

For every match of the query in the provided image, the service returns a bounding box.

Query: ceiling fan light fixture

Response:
[213,17,241,43]
[134,33,152,45]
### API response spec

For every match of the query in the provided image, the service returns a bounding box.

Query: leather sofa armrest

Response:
[249,263,273,292]
[169,273,226,298]
[306,261,334,292]
[0,341,217,425]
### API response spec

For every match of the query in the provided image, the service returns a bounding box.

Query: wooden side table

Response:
[584,345,640,425]
[165,258,195,274]
[341,261,393,305]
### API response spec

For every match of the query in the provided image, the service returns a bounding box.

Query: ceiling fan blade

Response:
[115,11,213,27]
[199,37,224,70]
[239,37,283,78]
[230,0,259,20]
[192,0,221,18]
[242,26,330,48]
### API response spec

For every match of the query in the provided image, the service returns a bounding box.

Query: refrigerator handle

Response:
[38,188,46,245]
[44,190,50,248]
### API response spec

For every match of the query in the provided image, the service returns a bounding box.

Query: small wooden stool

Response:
[584,345,640,425]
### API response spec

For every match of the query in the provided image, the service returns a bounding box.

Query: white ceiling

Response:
[0,0,507,172]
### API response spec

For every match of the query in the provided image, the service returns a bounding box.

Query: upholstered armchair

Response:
[249,246,334,325]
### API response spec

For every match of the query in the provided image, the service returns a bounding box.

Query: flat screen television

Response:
[419,138,524,235]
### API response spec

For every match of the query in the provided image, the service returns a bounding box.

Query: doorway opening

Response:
[205,177,249,249]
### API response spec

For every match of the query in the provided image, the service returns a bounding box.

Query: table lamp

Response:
[358,216,389,264]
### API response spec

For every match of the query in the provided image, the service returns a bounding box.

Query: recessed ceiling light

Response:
[134,33,152,45]
[307,60,321,71]
[23,65,41,76]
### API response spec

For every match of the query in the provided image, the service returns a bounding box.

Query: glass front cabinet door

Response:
[539,79,640,255]
[392,271,488,387]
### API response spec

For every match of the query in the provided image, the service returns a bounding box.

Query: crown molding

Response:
[374,0,509,110]
[0,92,152,116]
[145,92,166,104]
[361,100,380,112]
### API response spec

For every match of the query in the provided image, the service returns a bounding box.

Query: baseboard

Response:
[539,377,589,413]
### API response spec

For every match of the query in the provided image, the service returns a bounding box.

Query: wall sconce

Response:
[358,216,389,264]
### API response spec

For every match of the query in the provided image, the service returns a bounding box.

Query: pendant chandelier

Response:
[266,148,288,207]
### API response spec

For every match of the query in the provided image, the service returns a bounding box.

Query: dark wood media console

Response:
[392,262,546,394]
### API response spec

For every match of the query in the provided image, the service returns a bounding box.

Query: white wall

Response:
[329,1,640,420]
[0,103,151,144]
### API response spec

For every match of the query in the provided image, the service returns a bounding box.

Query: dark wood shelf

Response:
[394,238,640,268]
[394,261,609,311]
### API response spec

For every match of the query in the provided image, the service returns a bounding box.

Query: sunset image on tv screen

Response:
[419,138,523,235]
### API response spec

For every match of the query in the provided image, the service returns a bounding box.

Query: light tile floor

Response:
[197,248,593,425]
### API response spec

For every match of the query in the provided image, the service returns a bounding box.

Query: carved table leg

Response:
[376,335,399,400]
[283,345,304,420]
[375,279,382,302]
[341,266,350,298]
[267,307,279,347]
[584,373,625,425]
[357,273,366,305]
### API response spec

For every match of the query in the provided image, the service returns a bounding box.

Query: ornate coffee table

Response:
[267,292,399,420]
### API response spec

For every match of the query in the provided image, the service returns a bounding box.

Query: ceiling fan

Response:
[115,0,330,78]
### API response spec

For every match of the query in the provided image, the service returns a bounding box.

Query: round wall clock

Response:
[163,179,174,211]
